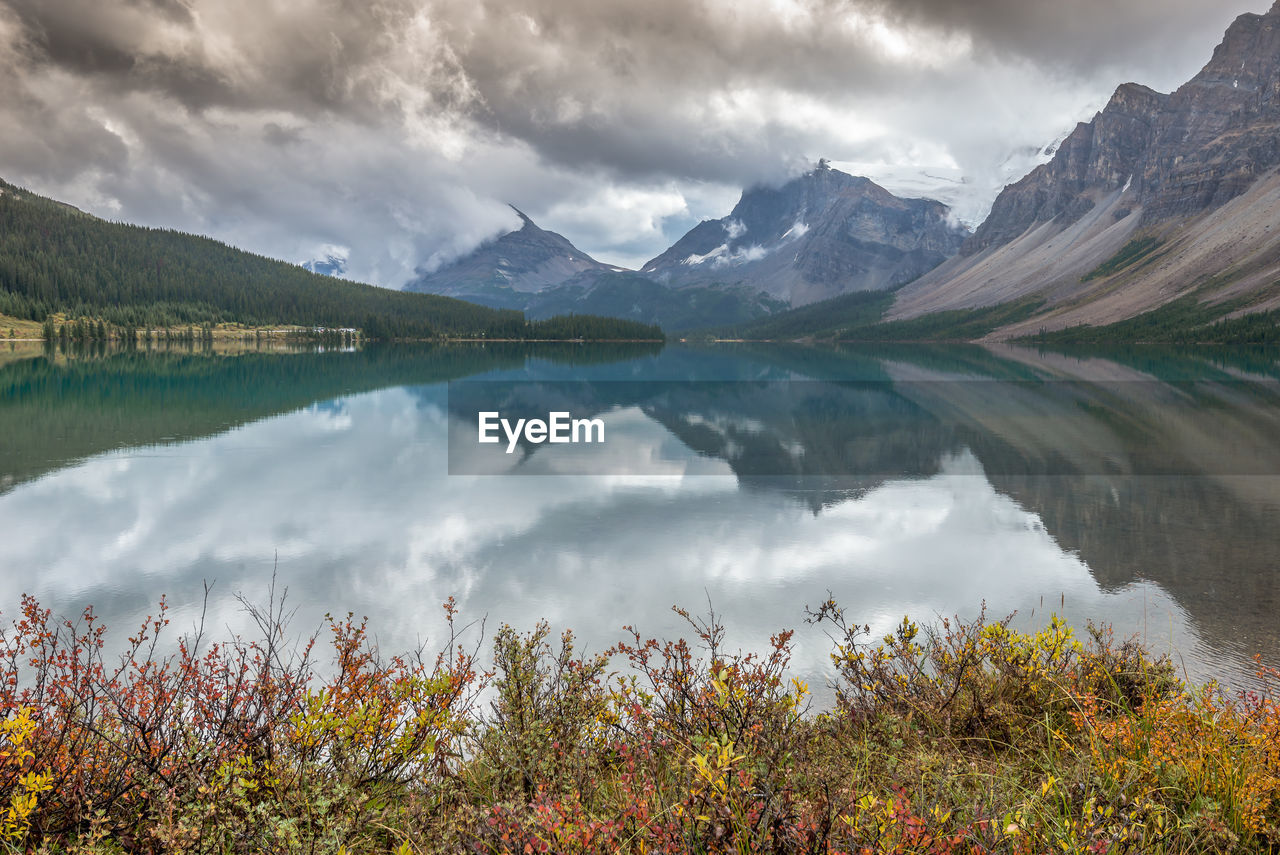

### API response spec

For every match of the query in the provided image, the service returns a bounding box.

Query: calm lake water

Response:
[2,341,1280,693]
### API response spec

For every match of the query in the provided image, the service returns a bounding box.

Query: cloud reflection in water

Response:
[0,382,1220,697]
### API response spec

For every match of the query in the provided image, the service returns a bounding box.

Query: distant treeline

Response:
[707,290,895,340]
[708,288,1045,343]
[715,281,1280,345]
[1026,294,1280,346]
[0,179,661,341]
[360,311,662,342]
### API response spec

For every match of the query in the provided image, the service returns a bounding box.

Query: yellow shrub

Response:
[0,708,53,842]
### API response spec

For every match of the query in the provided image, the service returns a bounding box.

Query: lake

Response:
[2,340,1279,694]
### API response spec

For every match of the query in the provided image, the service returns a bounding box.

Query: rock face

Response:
[406,166,967,328]
[894,1,1280,335]
[965,84,1168,254]
[403,206,787,330]
[406,208,618,300]
[1140,2,1280,221]
[643,162,968,307]
[971,1,1280,255]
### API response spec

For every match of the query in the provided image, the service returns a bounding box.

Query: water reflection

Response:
[0,343,1277,692]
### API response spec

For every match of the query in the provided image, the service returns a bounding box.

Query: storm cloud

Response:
[0,0,1251,279]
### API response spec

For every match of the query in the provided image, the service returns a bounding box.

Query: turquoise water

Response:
[3,342,1279,691]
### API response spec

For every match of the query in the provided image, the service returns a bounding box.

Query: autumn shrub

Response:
[457,607,820,854]
[0,592,1277,854]
[1066,657,1280,851]
[469,622,612,801]
[0,707,53,843]
[0,589,479,853]
[808,599,1177,748]
[605,605,821,852]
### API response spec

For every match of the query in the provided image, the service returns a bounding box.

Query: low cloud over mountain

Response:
[0,0,1248,286]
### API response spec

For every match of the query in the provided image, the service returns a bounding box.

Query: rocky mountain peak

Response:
[1186,3,1280,95]
[893,2,1280,337]
[406,209,618,299]
[642,164,967,306]
[1108,82,1166,112]
[962,82,1166,255]
[965,2,1280,256]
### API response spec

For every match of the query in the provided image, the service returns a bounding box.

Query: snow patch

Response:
[302,244,350,278]
[716,245,769,267]
[781,220,810,241]
[683,244,728,266]
[1122,175,1132,193]
[686,242,769,267]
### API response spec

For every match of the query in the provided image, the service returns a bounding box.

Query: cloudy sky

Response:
[0,0,1251,282]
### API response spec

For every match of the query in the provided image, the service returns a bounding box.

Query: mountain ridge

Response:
[406,165,969,330]
[891,0,1280,337]
[406,206,621,300]
[0,178,659,340]
[641,162,969,307]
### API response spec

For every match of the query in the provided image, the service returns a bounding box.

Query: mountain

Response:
[404,208,787,331]
[303,252,348,277]
[832,136,1069,231]
[403,167,968,331]
[405,207,621,301]
[891,1,1280,338]
[642,162,969,307]
[0,178,658,341]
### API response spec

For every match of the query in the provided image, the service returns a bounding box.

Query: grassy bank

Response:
[0,313,43,340]
[0,596,1276,853]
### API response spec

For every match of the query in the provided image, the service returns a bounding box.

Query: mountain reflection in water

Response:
[1,342,1277,693]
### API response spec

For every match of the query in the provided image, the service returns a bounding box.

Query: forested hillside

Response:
[0,180,660,340]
